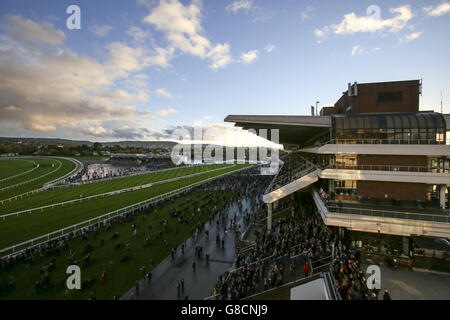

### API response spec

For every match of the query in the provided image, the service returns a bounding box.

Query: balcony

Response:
[312,190,450,238]
[327,203,450,224]
[263,154,319,204]
[327,164,449,174]
[326,138,449,145]
[319,164,450,185]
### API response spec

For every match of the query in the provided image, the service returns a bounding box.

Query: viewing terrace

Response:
[313,189,450,238]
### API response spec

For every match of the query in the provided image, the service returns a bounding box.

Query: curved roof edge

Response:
[224,115,331,127]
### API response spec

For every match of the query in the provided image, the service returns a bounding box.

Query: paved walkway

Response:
[362,264,450,300]
[121,197,253,300]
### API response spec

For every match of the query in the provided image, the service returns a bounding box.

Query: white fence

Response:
[0,164,236,220]
[0,159,62,192]
[0,164,252,258]
[0,157,82,204]
[0,159,38,183]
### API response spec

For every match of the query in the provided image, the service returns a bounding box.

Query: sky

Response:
[0,0,449,146]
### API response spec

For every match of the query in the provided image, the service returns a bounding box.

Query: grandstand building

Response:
[226,80,450,256]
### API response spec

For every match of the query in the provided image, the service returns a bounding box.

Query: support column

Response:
[440,185,447,209]
[402,236,410,256]
[267,203,272,232]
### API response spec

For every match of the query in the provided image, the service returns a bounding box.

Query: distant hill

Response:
[102,141,176,148]
[0,137,176,148]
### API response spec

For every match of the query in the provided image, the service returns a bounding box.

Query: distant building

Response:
[1,153,19,157]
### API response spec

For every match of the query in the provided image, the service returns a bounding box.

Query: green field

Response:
[0,159,36,180]
[0,188,236,299]
[0,164,229,215]
[0,163,251,250]
[0,158,77,200]
[0,157,253,300]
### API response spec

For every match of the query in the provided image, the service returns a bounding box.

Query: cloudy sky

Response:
[0,0,449,145]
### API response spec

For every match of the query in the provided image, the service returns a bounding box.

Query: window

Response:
[377,91,403,103]
[335,180,356,196]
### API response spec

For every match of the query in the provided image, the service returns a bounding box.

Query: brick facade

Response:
[356,181,427,202]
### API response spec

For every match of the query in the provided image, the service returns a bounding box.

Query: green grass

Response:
[0,164,229,215]
[0,158,58,189]
[0,164,251,250]
[0,188,236,299]
[0,159,36,180]
[0,158,77,200]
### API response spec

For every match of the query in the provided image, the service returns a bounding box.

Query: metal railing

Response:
[327,164,450,173]
[264,153,319,195]
[215,255,335,301]
[327,205,450,223]
[0,164,252,258]
[325,138,449,145]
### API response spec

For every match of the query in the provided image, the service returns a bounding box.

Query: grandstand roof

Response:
[224,115,331,145]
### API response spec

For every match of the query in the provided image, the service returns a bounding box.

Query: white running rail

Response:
[0,164,236,219]
[0,164,252,258]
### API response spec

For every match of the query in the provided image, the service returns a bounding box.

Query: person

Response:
[383,289,391,300]
[146,271,152,283]
[303,263,310,277]
[135,280,140,296]
[192,261,196,273]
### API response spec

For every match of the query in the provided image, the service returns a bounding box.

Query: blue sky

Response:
[0,0,449,144]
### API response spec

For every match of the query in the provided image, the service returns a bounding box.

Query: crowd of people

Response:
[212,190,391,300]
[1,159,393,300]
[213,199,337,299]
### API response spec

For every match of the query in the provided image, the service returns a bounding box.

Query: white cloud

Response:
[90,24,114,37]
[240,50,258,64]
[401,31,423,42]
[351,45,364,56]
[207,43,233,70]
[300,6,314,20]
[251,6,272,23]
[143,0,233,70]
[3,14,66,47]
[264,44,275,53]
[423,2,450,16]
[156,107,177,116]
[127,26,151,43]
[0,15,173,135]
[226,0,253,13]
[163,123,283,148]
[101,89,150,102]
[315,5,414,41]
[154,88,174,98]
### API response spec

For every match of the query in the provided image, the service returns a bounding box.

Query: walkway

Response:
[121,197,253,300]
